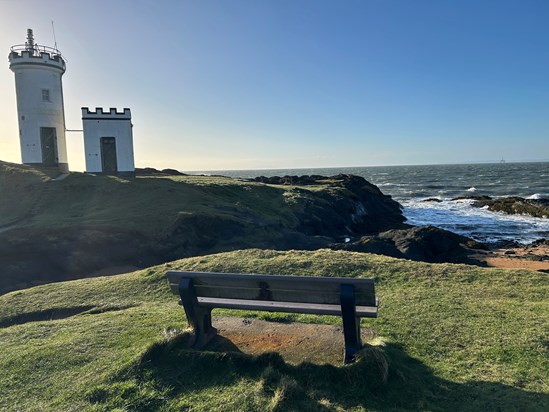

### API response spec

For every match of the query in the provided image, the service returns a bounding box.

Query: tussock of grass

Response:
[0,249,548,411]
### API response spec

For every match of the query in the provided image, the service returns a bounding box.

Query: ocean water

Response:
[193,162,549,244]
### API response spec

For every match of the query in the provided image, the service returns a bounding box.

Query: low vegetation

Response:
[1,249,547,411]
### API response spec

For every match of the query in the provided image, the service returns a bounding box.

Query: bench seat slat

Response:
[196,297,378,318]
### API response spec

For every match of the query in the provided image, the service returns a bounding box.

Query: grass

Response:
[1,161,356,235]
[0,249,547,411]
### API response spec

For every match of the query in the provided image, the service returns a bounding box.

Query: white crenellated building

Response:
[8,29,69,173]
[81,107,135,176]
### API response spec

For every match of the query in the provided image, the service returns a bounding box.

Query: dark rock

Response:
[161,168,186,176]
[489,239,521,249]
[523,253,546,262]
[135,167,160,175]
[251,175,328,185]
[334,225,482,265]
[135,167,186,176]
[527,238,549,247]
[333,236,404,259]
[423,198,443,203]
[464,239,488,250]
[470,197,549,218]
[378,226,479,264]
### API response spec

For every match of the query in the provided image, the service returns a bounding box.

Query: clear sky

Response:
[1,0,548,171]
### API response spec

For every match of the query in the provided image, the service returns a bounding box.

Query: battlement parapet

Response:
[8,48,66,71]
[82,107,132,120]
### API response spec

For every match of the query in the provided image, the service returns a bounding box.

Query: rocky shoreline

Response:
[252,175,549,270]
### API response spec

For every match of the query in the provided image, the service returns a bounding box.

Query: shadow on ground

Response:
[85,332,548,411]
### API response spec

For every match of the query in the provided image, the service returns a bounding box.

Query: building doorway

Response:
[100,137,118,173]
[40,127,58,166]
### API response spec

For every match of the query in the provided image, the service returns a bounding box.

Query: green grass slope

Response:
[0,161,296,234]
[0,249,547,411]
[0,161,403,294]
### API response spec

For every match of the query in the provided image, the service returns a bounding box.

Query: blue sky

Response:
[1,0,548,171]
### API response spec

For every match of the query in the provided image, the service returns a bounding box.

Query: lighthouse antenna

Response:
[51,21,58,50]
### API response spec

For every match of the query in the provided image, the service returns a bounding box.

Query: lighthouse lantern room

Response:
[8,29,69,173]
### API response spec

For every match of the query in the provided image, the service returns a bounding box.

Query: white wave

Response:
[378,182,409,187]
[466,187,477,192]
[402,199,549,244]
[527,193,543,200]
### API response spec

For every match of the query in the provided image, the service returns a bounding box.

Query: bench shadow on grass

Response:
[93,332,548,411]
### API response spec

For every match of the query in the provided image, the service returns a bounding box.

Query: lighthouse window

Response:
[41,89,51,102]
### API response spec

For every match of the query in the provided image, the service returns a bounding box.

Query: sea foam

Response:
[403,198,549,244]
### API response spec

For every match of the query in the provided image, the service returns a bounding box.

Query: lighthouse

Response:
[8,29,69,173]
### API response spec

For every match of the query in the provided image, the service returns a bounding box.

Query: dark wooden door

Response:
[100,137,118,173]
[40,127,58,166]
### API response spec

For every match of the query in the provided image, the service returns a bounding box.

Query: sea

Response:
[192,162,549,245]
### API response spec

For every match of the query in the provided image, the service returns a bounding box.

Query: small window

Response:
[41,89,50,102]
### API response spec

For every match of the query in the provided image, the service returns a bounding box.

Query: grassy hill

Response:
[0,161,404,294]
[1,249,547,411]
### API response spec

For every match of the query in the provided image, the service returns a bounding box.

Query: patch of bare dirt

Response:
[206,316,376,365]
[471,244,549,271]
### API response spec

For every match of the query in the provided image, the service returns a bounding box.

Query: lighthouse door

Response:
[100,137,118,173]
[40,127,58,166]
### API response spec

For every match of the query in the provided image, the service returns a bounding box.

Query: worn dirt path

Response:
[205,316,376,365]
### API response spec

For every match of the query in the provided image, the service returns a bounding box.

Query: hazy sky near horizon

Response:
[1,0,548,171]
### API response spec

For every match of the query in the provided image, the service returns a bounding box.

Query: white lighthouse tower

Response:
[8,29,69,173]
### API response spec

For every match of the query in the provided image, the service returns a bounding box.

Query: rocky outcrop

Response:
[334,226,484,264]
[451,195,549,218]
[473,197,549,218]
[160,174,407,261]
[253,174,406,235]
[252,175,328,185]
[135,167,187,176]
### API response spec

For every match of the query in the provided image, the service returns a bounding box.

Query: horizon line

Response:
[182,159,549,174]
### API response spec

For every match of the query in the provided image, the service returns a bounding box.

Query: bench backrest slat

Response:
[167,271,376,306]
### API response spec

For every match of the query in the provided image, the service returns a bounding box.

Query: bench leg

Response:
[340,284,362,364]
[178,278,217,349]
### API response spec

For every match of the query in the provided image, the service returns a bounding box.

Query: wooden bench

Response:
[166,271,378,363]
